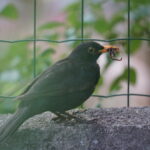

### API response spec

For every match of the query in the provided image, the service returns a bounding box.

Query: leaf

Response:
[106,32,118,39]
[120,67,136,84]
[64,2,82,29]
[38,22,64,30]
[125,40,141,54]
[129,68,137,84]
[109,76,122,92]
[45,34,59,40]
[94,76,104,94]
[40,48,55,57]
[64,2,80,12]
[131,0,150,9]
[0,4,19,19]
[109,15,124,28]
[109,67,137,92]
[0,42,28,70]
[94,18,109,33]
[130,40,141,54]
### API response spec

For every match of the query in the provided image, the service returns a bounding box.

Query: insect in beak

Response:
[100,45,122,61]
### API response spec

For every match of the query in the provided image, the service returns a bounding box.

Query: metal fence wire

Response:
[0,0,150,107]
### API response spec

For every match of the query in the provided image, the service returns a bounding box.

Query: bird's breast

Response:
[73,63,100,88]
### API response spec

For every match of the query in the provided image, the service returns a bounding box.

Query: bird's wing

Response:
[20,76,40,95]
[21,58,95,98]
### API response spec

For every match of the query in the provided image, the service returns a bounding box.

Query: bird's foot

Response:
[62,112,85,123]
[52,112,85,123]
[52,112,67,122]
[52,116,66,122]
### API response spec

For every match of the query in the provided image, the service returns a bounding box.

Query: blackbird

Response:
[0,41,120,143]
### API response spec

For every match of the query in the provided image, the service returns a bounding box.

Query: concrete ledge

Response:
[0,107,150,150]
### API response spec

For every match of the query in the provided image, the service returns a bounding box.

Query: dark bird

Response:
[0,42,120,143]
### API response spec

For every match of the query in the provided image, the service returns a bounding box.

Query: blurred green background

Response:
[0,0,150,113]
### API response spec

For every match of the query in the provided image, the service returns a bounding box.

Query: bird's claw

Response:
[52,112,86,123]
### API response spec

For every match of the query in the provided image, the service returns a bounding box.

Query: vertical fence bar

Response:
[33,0,37,78]
[81,0,84,41]
[127,0,131,107]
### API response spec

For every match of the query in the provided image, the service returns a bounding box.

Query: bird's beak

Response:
[99,45,119,53]
[99,45,122,61]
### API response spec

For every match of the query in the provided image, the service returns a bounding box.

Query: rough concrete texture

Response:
[0,107,150,150]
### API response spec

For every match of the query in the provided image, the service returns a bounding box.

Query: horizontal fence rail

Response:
[0,38,150,43]
[0,93,150,100]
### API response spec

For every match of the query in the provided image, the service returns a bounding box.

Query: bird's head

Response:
[69,42,121,63]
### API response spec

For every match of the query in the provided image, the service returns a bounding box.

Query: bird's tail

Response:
[0,107,29,144]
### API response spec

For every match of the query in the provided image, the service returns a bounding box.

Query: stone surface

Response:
[0,107,150,150]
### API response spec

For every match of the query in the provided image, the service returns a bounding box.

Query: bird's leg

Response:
[52,112,67,121]
[52,111,84,122]
[60,112,86,123]
[61,112,78,120]
[52,111,76,121]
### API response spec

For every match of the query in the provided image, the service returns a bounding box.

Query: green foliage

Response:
[38,22,64,30]
[94,17,109,34]
[0,42,31,76]
[94,76,104,94]
[130,40,141,54]
[0,42,32,97]
[36,48,55,73]
[130,0,150,9]
[64,2,82,37]
[109,67,137,92]
[0,4,19,19]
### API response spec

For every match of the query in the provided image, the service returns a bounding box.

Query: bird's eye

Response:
[88,47,95,54]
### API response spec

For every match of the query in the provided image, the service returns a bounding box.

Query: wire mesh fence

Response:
[0,0,150,107]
